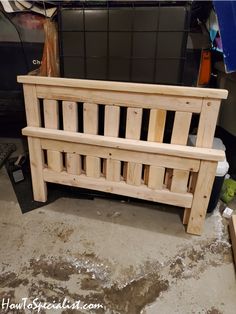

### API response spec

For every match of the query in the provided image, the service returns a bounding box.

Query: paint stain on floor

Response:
[0,235,232,314]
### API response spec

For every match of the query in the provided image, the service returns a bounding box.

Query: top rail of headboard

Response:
[17,76,228,100]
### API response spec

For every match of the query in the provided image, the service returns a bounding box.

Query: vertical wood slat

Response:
[196,99,221,148]
[145,109,167,189]
[28,137,47,202]
[62,101,81,175]
[148,109,166,142]
[23,84,41,126]
[170,111,192,193]
[125,108,143,185]
[104,105,121,181]
[183,172,198,224]
[148,166,165,190]
[83,103,100,178]
[187,160,217,235]
[44,99,63,172]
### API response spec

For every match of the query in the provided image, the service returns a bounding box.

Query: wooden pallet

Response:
[17,76,228,235]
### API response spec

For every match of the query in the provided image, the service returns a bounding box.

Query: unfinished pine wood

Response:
[41,139,200,172]
[28,137,47,202]
[170,111,192,193]
[146,109,166,188]
[23,84,41,126]
[147,166,165,190]
[126,162,143,186]
[62,101,78,131]
[43,169,193,208]
[196,99,221,148]
[125,107,143,186]
[35,85,203,113]
[187,160,217,235]
[183,172,198,224]
[126,108,142,140]
[18,75,228,99]
[106,159,121,181]
[86,155,101,178]
[23,127,225,162]
[83,102,98,134]
[62,101,81,175]
[171,111,192,145]
[19,76,228,235]
[83,102,100,178]
[183,208,191,225]
[104,105,121,181]
[148,109,166,142]
[43,99,63,172]
[104,105,120,137]
[229,216,236,266]
[171,170,190,193]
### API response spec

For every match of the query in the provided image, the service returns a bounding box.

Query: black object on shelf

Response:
[58,1,190,85]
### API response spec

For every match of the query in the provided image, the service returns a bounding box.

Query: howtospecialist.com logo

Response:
[1,297,104,312]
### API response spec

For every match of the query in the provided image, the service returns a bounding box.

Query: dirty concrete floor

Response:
[0,139,236,314]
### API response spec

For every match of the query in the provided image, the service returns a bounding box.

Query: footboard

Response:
[17,76,227,235]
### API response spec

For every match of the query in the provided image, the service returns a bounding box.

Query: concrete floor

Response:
[0,139,236,314]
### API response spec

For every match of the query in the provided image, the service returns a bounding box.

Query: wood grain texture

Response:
[28,137,47,202]
[23,127,225,162]
[125,108,143,186]
[125,108,142,140]
[187,160,217,235]
[43,169,193,208]
[18,75,228,99]
[62,101,78,131]
[35,85,203,113]
[23,84,41,126]
[83,102,100,178]
[171,111,192,145]
[146,109,166,189]
[40,139,200,171]
[147,166,165,190]
[104,105,121,181]
[183,172,198,224]
[43,99,63,172]
[148,109,166,142]
[104,105,120,137]
[171,111,192,193]
[62,101,81,175]
[196,99,221,148]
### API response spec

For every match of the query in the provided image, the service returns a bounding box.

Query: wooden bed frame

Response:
[17,76,228,235]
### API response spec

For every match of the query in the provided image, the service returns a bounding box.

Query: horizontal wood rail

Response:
[23,127,225,162]
[17,76,228,99]
[43,169,193,208]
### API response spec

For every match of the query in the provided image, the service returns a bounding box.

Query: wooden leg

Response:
[187,161,217,235]
[28,137,47,202]
[183,208,190,225]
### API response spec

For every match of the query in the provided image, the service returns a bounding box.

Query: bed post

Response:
[28,137,47,202]
[23,84,47,202]
[186,160,217,235]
